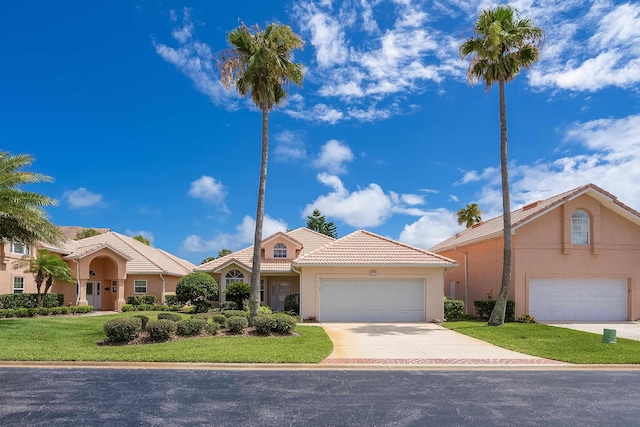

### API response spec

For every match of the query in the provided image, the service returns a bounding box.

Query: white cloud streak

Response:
[64,187,104,209]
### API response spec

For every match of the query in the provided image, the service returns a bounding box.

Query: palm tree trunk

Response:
[249,109,269,325]
[488,77,512,326]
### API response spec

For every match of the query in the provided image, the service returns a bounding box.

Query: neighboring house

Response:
[430,184,640,321]
[2,230,195,310]
[197,228,457,322]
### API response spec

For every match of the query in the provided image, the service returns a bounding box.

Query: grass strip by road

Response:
[444,321,640,364]
[0,312,333,363]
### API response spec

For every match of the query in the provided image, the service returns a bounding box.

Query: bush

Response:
[271,313,297,334]
[2,309,16,318]
[0,293,65,309]
[176,272,218,313]
[176,318,206,337]
[190,313,210,321]
[224,282,251,311]
[259,305,273,315]
[219,301,238,311]
[211,314,227,326]
[134,315,150,330]
[71,305,94,314]
[164,295,182,307]
[474,300,515,322]
[284,294,300,314]
[168,305,182,312]
[157,313,182,322]
[444,298,465,321]
[515,314,537,323]
[254,315,275,336]
[226,316,248,334]
[146,320,177,342]
[104,317,142,343]
[126,295,157,306]
[38,307,51,316]
[223,310,249,319]
[204,322,220,335]
[121,304,167,312]
[121,304,134,312]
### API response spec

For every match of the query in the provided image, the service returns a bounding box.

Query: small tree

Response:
[132,235,151,245]
[218,248,232,258]
[15,249,74,308]
[224,282,251,311]
[75,228,100,240]
[306,209,338,238]
[176,272,218,313]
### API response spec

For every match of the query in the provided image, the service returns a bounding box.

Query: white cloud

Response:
[126,229,155,244]
[399,208,462,250]
[274,130,307,162]
[63,187,103,209]
[295,2,349,68]
[313,140,354,174]
[188,176,226,206]
[285,103,346,124]
[181,214,288,253]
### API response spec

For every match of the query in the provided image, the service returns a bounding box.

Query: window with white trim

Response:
[134,280,147,294]
[13,277,25,293]
[225,270,244,286]
[571,209,590,245]
[260,279,265,303]
[273,243,287,258]
[10,241,29,256]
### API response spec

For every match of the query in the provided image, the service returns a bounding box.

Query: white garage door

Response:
[319,279,425,322]
[529,278,627,321]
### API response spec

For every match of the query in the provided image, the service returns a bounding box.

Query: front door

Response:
[86,281,101,310]
[270,281,290,311]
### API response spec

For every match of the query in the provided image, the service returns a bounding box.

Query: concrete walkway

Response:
[545,321,640,341]
[321,323,566,366]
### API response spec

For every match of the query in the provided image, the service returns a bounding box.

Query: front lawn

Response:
[0,312,333,363]
[445,321,640,364]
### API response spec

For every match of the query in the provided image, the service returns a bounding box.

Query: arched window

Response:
[571,209,590,244]
[225,269,245,285]
[274,243,287,258]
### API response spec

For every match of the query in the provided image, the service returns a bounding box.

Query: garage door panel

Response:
[529,278,627,321]
[319,279,425,322]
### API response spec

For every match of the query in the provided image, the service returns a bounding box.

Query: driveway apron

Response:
[321,323,565,366]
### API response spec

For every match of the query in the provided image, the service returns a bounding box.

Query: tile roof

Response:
[293,230,457,267]
[429,183,640,252]
[62,231,195,276]
[58,226,110,240]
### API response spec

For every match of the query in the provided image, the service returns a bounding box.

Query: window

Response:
[134,280,147,294]
[273,243,287,258]
[571,209,590,245]
[260,279,265,303]
[225,270,244,286]
[10,241,29,256]
[13,277,24,293]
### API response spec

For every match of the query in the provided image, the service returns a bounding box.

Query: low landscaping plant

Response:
[163,295,181,307]
[515,314,537,323]
[259,305,273,315]
[16,308,37,318]
[223,310,249,319]
[226,316,248,334]
[176,318,206,337]
[204,322,220,335]
[133,315,150,330]
[146,319,177,342]
[0,293,65,309]
[219,301,238,311]
[157,313,182,322]
[103,317,142,344]
[121,304,168,312]
[444,297,465,321]
[284,294,299,314]
[271,313,297,334]
[224,282,251,311]
[254,315,274,336]
[71,306,94,314]
[126,295,157,306]
[474,300,515,322]
[211,314,227,325]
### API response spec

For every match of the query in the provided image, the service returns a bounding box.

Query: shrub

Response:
[224,282,251,311]
[59,306,71,315]
[146,320,177,342]
[121,304,134,312]
[271,313,297,334]
[164,295,182,307]
[254,315,274,336]
[16,308,37,318]
[168,305,182,312]
[176,318,206,337]
[190,313,210,321]
[219,301,238,311]
[226,316,248,334]
[444,298,465,321]
[157,313,182,322]
[515,314,537,323]
[71,305,94,314]
[176,272,218,313]
[133,315,150,330]
[284,294,300,314]
[259,305,273,315]
[211,314,227,326]
[223,310,249,319]
[126,295,157,306]
[474,300,516,322]
[38,307,51,316]
[204,322,220,335]
[104,317,142,344]
[3,309,16,318]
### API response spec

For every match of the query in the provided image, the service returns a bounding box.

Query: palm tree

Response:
[219,23,304,323]
[15,249,74,308]
[456,204,483,228]
[0,151,62,246]
[460,6,543,326]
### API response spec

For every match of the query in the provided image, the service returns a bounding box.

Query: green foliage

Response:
[258,305,272,315]
[132,234,151,245]
[444,298,465,321]
[306,209,338,238]
[163,295,181,307]
[284,294,299,314]
[223,310,249,319]
[456,203,483,228]
[200,256,216,265]
[211,314,227,325]
[271,313,297,334]
[121,304,134,312]
[176,318,206,337]
[1,309,16,318]
[253,315,275,336]
[126,295,157,306]
[176,272,218,313]
[474,300,515,322]
[0,293,65,309]
[157,313,182,322]
[16,307,37,317]
[70,305,93,314]
[38,307,51,316]
[103,317,142,344]
[224,282,251,311]
[121,304,167,312]
[133,315,150,330]
[219,301,238,311]
[146,320,177,342]
[226,316,248,334]
[204,322,220,335]
[75,228,101,240]
[515,314,537,324]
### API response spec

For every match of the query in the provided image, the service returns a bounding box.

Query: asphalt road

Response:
[0,368,638,426]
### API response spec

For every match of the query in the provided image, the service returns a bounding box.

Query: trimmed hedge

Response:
[254,315,274,336]
[211,314,227,326]
[133,315,150,330]
[157,313,182,322]
[226,316,248,334]
[121,304,169,312]
[474,300,515,322]
[444,298,465,321]
[0,293,65,309]
[126,295,157,306]
[271,313,297,334]
[0,305,93,318]
[176,318,206,336]
[222,310,249,319]
[204,322,220,335]
[146,319,177,342]
[164,295,182,307]
[104,317,142,343]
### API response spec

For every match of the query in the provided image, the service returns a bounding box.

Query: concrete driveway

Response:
[321,323,563,366]
[545,321,640,341]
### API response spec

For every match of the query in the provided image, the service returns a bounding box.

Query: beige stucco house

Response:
[2,229,195,310]
[197,228,457,322]
[430,184,640,321]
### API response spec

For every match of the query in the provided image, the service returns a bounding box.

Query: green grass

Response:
[444,321,640,364]
[0,312,333,363]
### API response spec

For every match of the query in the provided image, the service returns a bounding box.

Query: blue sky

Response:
[2,1,639,265]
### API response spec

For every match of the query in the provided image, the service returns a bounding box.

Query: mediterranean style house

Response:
[1,229,195,310]
[430,184,640,321]
[197,228,457,322]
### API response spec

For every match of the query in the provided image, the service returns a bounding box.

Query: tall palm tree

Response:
[15,249,74,308]
[219,23,304,323]
[456,204,483,228]
[0,151,62,246]
[460,6,543,326]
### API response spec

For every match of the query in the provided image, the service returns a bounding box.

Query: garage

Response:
[318,278,425,322]
[529,278,628,321]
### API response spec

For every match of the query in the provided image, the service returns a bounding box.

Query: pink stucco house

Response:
[430,184,640,321]
[197,228,457,322]
[2,229,195,310]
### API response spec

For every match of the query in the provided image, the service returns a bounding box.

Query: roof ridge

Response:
[112,232,167,273]
[288,227,337,241]
[357,230,458,263]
